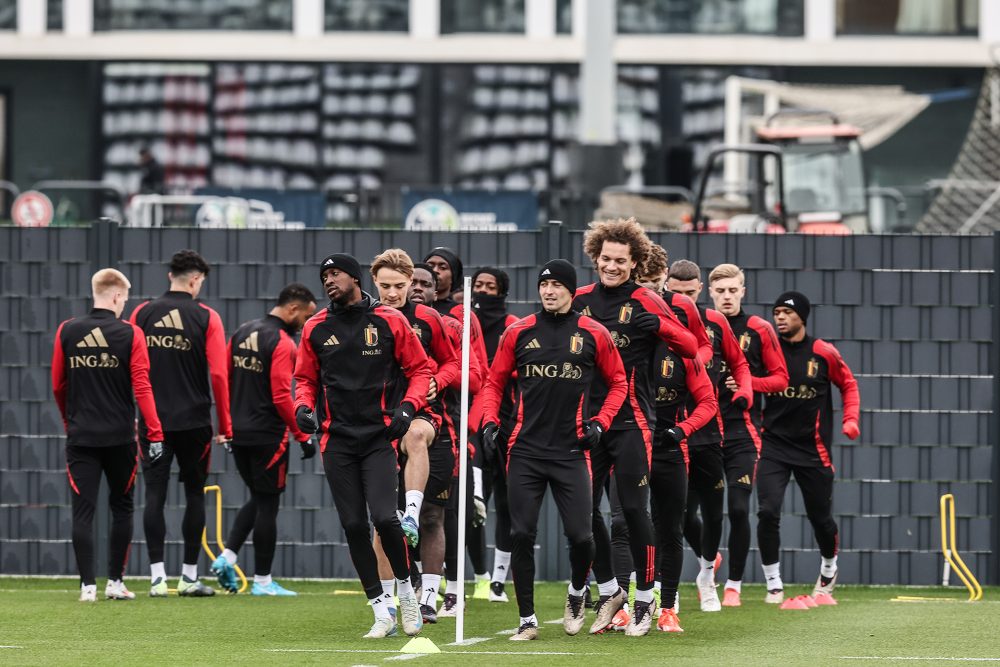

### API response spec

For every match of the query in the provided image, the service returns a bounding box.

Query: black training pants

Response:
[508,455,593,618]
[650,435,688,611]
[756,456,838,566]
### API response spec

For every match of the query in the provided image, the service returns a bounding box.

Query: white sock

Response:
[181,563,198,581]
[477,571,490,582]
[653,580,661,592]
[254,574,272,587]
[150,562,166,582]
[82,583,96,593]
[380,579,395,599]
[397,577,414,597]
[725,579,742,593]
[222,548,238,566]
[821,555,838,579]
[762,562,783,591]
[698,556,717,584]
[520,614,538,627]
[421,574,442,606]
[107,579,122,586]
[446,579,460,596]
[635,588,654,604]
[404,490,423,522]
[415,560,423,574]
[492,550,511,583]
[370,592,393,620]
[629,571,636,584]
[597,579,619,597]
[568,583,585,597]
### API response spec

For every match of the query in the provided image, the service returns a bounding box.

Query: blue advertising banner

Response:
[402,189,537,231]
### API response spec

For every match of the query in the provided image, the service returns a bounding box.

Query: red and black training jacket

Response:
[52,308,163,446]
[573,281,698,433]
[398,301,461,431]
[228,314,311,447]
[130,291,231,438]
[480,309,627,461]
[651,344,717,463]
[294,293,431,450]
[720,309,789,451]
[762,335,860,469]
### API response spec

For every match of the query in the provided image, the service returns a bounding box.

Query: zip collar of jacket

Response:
[538,308,575,323]
[265,313,298,336]
[597,279,638,296]
[89,308,118,320]
[329,291,374,315]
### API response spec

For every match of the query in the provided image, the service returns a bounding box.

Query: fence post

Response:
[88,217,122,274]
[546,219,564,261]
[991,231,1000,585]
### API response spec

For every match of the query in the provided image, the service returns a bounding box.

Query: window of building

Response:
[837,0,979,36]
[48,0,63,31]
[325,0,408,32]
[557,0,572,34]
[440,0,525,34]
[0,0,15,31]
[93,0,294,31]
[617,0,804,36]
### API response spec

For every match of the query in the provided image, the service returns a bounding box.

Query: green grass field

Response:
[0,578,995,666]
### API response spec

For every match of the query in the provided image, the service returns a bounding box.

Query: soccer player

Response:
[758,292,860,604]
[479,259,627,641]
[211,283,317,596]
[52,268,163,602]
[708,263,789,605]
[665,259,753,611]
[573,218,698,637]
[131,249,231,597]
[470,266,518,603]
[294,253,431,638]
[368,250,461,624]
[649,331,718,632]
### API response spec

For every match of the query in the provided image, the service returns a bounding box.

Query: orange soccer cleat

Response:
[656,608,684,633]
[721,587,741,607]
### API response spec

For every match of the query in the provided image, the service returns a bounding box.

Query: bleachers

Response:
[0,225,993,584]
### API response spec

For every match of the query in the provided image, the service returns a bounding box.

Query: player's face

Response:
[539,279,573,314]
[667,277,703,302]
[374,267,410,309]
[322,268,356,305]
[710,276,745,316]
[426,256,452,297]
[637,272,666,294]
[773,306,804,338]
[473,273,500,295]
[409,268,436,305]
[596,241,636,288]
[290,301,317,331]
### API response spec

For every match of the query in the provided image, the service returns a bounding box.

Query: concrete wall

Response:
[0,224,994,586]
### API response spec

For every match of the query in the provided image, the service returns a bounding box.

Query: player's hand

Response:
[147,441,164,463]
[472,495,487,527]
[296,406,318,434]
[427,377,438,402]
[632,311,661,333]
[579,420,604,450]
[732,393,749,411]
[299,437,316,460]
[663,426,685,447]
[383,402,415,441]
[724,375,739,393]
[480,421,500,461]
[842,420,860,441]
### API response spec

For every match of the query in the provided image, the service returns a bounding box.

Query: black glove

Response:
[296,406,318,434]
[732,395,749,411]
[480,421,500,462]
[632,311,661,333]
[664,426,685,447]
[299,438,316,460]
[383,402,415,441]
[147,441,164,464]
[579,420,604,450]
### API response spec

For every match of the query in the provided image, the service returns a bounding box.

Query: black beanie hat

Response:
[423,247,463,290]
[773,290,810,323]
[472,266,510,297]
[538,259,577,294]
[320,253,362,284]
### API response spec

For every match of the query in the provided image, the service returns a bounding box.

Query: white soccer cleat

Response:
[105,579,136,600]
[79,584,97,602]
[813,570,838,597]
[625,601,653,636]
[697,576,721,612]
[398,590,424,636]
[764,589,785,604]
[363,616,398,639]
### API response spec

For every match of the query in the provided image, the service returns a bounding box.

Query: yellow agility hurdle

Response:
[939,493,982,601]
[201,484,249,594]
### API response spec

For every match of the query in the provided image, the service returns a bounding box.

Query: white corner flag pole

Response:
[455,275,472,644]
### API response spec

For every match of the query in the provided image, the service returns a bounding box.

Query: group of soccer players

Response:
[52,217,859,642]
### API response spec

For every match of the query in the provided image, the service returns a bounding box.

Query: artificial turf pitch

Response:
[0,578,994,666]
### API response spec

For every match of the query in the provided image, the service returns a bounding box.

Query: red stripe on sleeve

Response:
[51,321,68,430]
[480,318,526,426]
[674,293,713,365]
[201,305,232,438]
[633,287,698,358]
[129,323,164,442]
[678,358,718,436]
[815,339,861,425]
[271,331,309,442]
[294,310,324,412]
[380,306,431,412]
[749,316,790,394]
